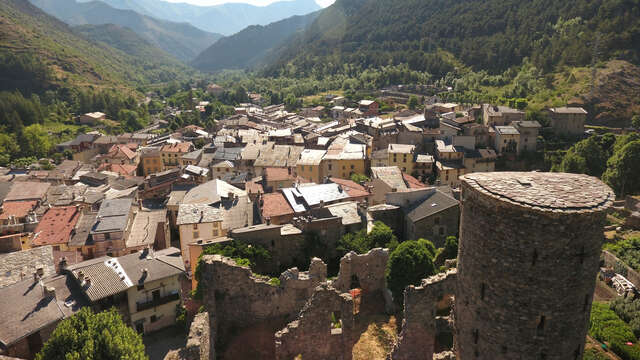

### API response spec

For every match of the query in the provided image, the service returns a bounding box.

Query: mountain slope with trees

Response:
[78,0,322,35]
[191,11,320,72]
[267,0,640,78]
[0,0,192,89]
[30,0,222,61]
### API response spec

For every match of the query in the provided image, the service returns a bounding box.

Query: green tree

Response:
[337,221,398,255]
[36,308,148,360]
[20,124,50,158]
[0,133,20,166]
[407,95,419,110]
[350,173,370,183]
[557,137,607,177]
[632,115,640,129]
[603,140,640,196]
[434,236,458,267]
[386,239,436,303]
[118,109,144,132]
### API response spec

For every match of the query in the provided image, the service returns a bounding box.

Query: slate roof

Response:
[495,126,520,135]
[69,212,97,247]
[176,204,223,226]
[281,183,350,213]
[4,181,50,202]
[32,206,81,247]
[406,190,459,222]
[371,167,407,191]
[91,198,132,234]
[297,149,326,166]
[213,147,243,161]
[67,248,185,302]
[0,274,85,347]
[549,107,587,114]
[0,246,55,288]
[126,209,167,248]
[325,201,361,226]
[182,180,247,205]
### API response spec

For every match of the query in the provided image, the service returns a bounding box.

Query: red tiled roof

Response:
[109,164,138,176]
[329,177,370,198]
[245,181,264,195]
[0,200,38,220]
[32,206,81,246]
[161,142,193,153]
[107,144,137,160]
[261,193,294,218]
[264,167,295,182]
[403,173,427,189]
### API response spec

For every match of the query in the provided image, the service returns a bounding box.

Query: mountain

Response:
[191,11,320,72]
[0,0,192,92]
[267,0,640,78]
[29,0,222,62]
[78,0,322,35]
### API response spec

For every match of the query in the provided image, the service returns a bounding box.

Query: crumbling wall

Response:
[275,284,355,360]
[164,312,211,360]
[333,248,389,298]
[390,269,457,360]
[199,255,327,349]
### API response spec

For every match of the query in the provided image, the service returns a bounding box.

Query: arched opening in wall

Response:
[434,293,454,353]
[350,274,361,290]
[330,311,342,335]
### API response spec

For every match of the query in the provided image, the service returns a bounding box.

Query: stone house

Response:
[414,154,435,178]
[463,149,497,173]
[263,167,297,192]
[322,141,366,180]
[387,188,459,246]
[436,161,466,188]
[296,149,326,184]
[548,107,587,136]
[31,206,82,252]
[176,204,224,271]
[494,125,521,154]
[89,198,134,257]
[482,104,525,126]
[512,120,542,152]
[260,193,295,225]
[358,100,379,117]
[161,142,194,169]
[67,248,185,335]
[140,149,163,176]
[388,144,416,174]
[79,112,106,125]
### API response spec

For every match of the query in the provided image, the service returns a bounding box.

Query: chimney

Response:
[44,286,56,299]
[84,276,91,286]
[138,199,143,210]
[266,217,271,225]
[36,266,44,277]
[78,271,85,282]
[59,257,68,273]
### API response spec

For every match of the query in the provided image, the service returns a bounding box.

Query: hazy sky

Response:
[163,0,335,7]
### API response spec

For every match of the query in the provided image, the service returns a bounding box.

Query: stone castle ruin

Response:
[182,171,613,360]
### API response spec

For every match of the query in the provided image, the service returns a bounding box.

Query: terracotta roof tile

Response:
[107,144,137,160]
[329,178,370,198]
[403,173,427,189]
[33,206,81,246]
[264,167,295,182]
[261,193,294,218]
[0,200,38,220]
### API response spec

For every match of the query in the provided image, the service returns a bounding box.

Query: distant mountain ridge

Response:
[78,0,322,35]
[29,0,222,62]
[191,11,320,72]
[0,0,192,89]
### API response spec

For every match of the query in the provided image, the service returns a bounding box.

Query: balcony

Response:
[136,292,180,312]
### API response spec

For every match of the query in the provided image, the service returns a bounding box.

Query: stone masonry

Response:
[275,284,355,360]
[164,312,211,360]
[333,248,389,297]
[390,269,457,360]
[199,255,326,352]
[455,172,614,360]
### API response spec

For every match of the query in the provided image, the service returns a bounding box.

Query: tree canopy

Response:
[386,238,437,303]
[603,140,640,196]
[36,308,148,360]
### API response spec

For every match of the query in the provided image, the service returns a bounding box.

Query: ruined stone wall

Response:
[333,248,389,298]
[199,255,327,346]
[230,226,306,274]
[390,270,457,360]
[301,216,344,259]
[455,173,613,360]
[275,284,355,360]
[602,250,640,288]
[368,206,404,239]
[164,312,211,360]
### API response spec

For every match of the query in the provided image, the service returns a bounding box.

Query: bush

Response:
[611,297,640,338]
[36,308,147,360]
[386,239,436,303]
[590,302,640,360]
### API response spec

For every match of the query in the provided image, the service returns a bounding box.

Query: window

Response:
[150,315,157,323]
[537,315,546,336]
[439,227,444,236]
[434,217,440,225]
[193,231,199,238]
[213,229,219,237]
[473,329,479,344]
[342,165,346,170]
[137,284,144,290]
[330,311,342,335]
[328,164,332,170]
[193,224,198,230]
[480,283,485,300]
[350,165,354,170]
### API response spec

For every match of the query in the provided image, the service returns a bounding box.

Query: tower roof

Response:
[460,172,614,213]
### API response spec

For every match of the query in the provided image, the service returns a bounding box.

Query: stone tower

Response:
[424,105,439,129]
[455,172,614,360]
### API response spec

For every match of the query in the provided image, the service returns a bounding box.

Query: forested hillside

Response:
[30,0,222,61]
[267,0,640,78]
[192,12,320,72]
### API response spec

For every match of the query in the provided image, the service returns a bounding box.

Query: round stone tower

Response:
[455,172,614,360]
